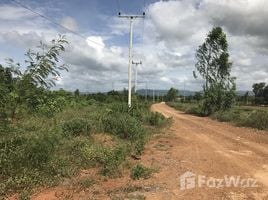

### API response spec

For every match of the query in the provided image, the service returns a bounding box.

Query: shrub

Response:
[102,113,146,141]
[84,144,128,176]
[212,109,241,122]
[77,177,96,188]
[24,131,60,169]
[36,96,66,117]
[148,112,168,127]
[240,110,268,130]
[130,164,153,180]
[185,105,206,116]
[62,118,91,136]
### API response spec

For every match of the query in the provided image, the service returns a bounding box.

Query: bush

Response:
[24,131,60,169]
[84,144,128,176]
[185,105,206,117]
[62,118,91,136]
[36,96,66,117]
[102,112,146,141]
[130,164,153,180]
[212,109,241,122]
[148,112,168,127]
[240,110,268,130]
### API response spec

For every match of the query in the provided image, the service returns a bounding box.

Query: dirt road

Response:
[24,103,268,200]
[147,102,268,199]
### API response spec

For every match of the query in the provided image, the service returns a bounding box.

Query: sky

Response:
[0,0,267,92]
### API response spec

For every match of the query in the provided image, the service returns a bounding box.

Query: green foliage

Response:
[85,144,128,176]
[0,91,162,197]
[166,87,178,102]
[170,102,268,130]
[103,112,146,141]
[36,96,67,117]
[167,102,206,116]
[77,177,96,188]
[130,164,153,180]
[252,82,268,104]
[240,110,268,130]
[148,112,169,127]
[19,190,31,200]
[194,27,236,115]
[0,35,68,121]
[62,118,91,136]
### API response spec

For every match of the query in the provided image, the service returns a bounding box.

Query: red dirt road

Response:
[148,102,268,199]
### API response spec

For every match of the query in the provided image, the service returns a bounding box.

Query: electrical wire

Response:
[116,0,120,12]
[10,0,105,47]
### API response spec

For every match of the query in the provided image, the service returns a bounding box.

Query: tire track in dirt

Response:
[150,102,268,199]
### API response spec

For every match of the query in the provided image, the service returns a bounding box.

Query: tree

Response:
[194,27,236,115]
[166,87,178,102]
[264,85,268,104]
[252,82,266,104]
[193,92,202,101]
[243,91,249,105]
[252,82,265,97]
[0,35,68,120]
[74,89,80,96]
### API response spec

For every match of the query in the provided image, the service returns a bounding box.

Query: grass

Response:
[168,102,268,130]
[130,164,155,180]
[0,100,170,198]
[76,177,96,188]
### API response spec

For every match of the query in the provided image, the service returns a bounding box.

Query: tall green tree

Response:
[194,27,236,115]
[166,87,178,102]
[264,85,268,104]
[252,82,267,104]
[0,35,68,120]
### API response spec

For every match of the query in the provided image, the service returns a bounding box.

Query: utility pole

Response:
[153,88,155,103]
[132,60,142,93]
[183,79,186,102]
[145,81,148,101]
[118,12,145,108]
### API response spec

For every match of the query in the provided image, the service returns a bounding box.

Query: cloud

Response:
[0,1,268,92]
[0,4,34,20]
[60,16,79,31]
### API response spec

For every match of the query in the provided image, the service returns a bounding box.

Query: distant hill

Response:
[136,89,197,97]
[136,89,254,97]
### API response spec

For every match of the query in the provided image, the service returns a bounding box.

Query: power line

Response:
[10,0,105,47]
[116,0,121,12]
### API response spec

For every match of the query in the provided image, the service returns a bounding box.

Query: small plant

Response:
[148,112,167,127]
[130,164,153,180]
[77,177,96,188]
[240,110,268,130]
[62,118,91,136]
[19,190,31,200]
[103,113,146,141]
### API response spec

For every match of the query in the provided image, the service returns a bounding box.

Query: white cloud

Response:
[0,1,268,92]
[60,16,79,31]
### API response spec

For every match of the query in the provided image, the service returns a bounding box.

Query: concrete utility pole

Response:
[132,60,142,93]
[118,12,145,108]
[145,81,148,101]
[153,88,155,103]
[183,79,186,102]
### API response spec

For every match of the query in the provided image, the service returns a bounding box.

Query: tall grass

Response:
[168,102,268,130]
[0,100,170,197]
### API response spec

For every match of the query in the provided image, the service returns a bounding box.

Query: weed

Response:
[77,177,96,188]
[240,110,268,130]
[62,118,91,136]
[130,164,154,180]
[18,190,30,200]
[148,112,169,127]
